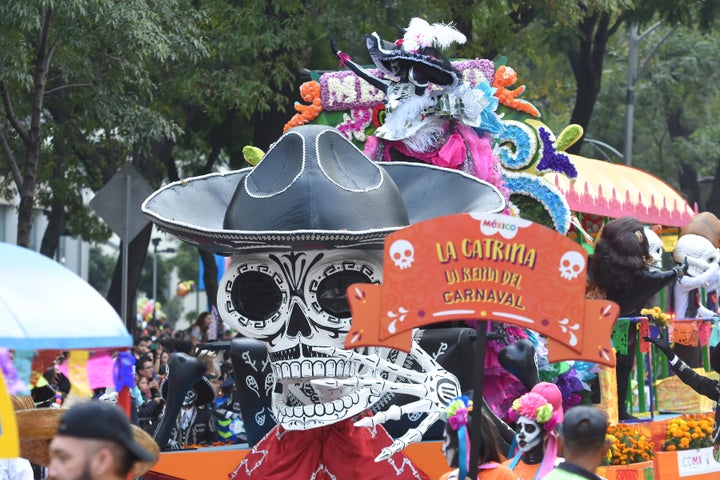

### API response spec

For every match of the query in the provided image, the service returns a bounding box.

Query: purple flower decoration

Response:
[555,367,585,410]
[536,127,578,178]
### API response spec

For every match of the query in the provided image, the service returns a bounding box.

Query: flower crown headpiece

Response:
[445,395,473,430]
[507,391,560,432]
[445,396,473,479]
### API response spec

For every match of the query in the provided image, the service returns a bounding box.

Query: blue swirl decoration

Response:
[503,171,571,234]
[495,120,540,171]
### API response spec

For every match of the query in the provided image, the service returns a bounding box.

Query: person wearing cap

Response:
[48,401,155,480]
[645,332,720,460]
[544,405,611,480]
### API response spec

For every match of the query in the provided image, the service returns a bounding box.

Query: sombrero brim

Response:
[160,375,216,406]
[15,408,159,476]
[142,162,504,254]
[16,408,61,465]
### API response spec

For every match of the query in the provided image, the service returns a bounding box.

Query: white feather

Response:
[402,119,448,153]
[403,18,466,52]
[429,22,466,49]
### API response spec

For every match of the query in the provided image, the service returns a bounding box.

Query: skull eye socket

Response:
[316,270,373,318]
[230,270,282,320]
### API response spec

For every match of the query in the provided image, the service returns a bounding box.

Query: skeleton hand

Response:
[312,342,460,461]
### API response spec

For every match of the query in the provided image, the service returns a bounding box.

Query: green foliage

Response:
[3,0,720,261]
[0,0,207,247]
[169,242,200,286]
[511,194,554,230]
[88,245,116,295]
[585,23,720,194]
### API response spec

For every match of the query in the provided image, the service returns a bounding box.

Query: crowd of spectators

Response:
[33,311,245,455]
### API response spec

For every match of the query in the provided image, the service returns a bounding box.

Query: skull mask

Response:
[674,234,719,277]
[218,248,384,430]
[515,416,544,453]
[644,227,664,268]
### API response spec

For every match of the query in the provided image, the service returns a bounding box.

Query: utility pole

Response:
[624,22,675,166]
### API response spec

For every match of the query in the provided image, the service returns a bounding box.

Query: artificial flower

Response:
[663,413,714,451]
[496,120,538,170]
[601,423,654,466]
[535,127,578,178]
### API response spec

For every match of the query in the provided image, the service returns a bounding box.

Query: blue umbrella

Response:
[0,242,131,350]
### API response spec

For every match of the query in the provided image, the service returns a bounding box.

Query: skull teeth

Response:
[269,343,329,362]
[274,390,377,429]
[272,358,354,382]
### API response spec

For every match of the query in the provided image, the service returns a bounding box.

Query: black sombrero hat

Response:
[363,18,466,88]
[160,375,216,407]
[142,125,505,254]
[364,33,460,88]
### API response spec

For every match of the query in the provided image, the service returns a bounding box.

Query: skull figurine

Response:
[218,248,385,430]
[644,227,664,268]
[673,234,719,277]
[389,239,415,270]
[558,251,585,280]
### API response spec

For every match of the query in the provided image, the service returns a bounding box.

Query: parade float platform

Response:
[148,415,720,480]
[149,440,449,480]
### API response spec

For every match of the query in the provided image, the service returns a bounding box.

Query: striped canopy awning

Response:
[546,154,696,227]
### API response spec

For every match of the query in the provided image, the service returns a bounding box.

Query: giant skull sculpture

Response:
[219,249,386,429]
[141,124,506,469]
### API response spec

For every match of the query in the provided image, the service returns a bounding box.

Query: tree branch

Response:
[0,83,31,145]
[606,12,627,38]
[0,128,23,188]
[29,7,54,144]
[44,83,92,96]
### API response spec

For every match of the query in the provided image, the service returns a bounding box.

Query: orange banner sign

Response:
[346,213,619,366]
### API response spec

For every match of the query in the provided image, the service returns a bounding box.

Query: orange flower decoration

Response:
[663,413,714,451]
[601,424,654,466]
[284,81,323,131]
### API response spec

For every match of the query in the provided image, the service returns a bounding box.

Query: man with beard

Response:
[48,401,154,480]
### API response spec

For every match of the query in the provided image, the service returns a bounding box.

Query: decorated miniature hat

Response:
[142,124,505,254]
[365,18,465,87]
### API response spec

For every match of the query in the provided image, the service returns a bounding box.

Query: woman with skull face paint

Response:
[503,383,563,480]
[440,396,518,480]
